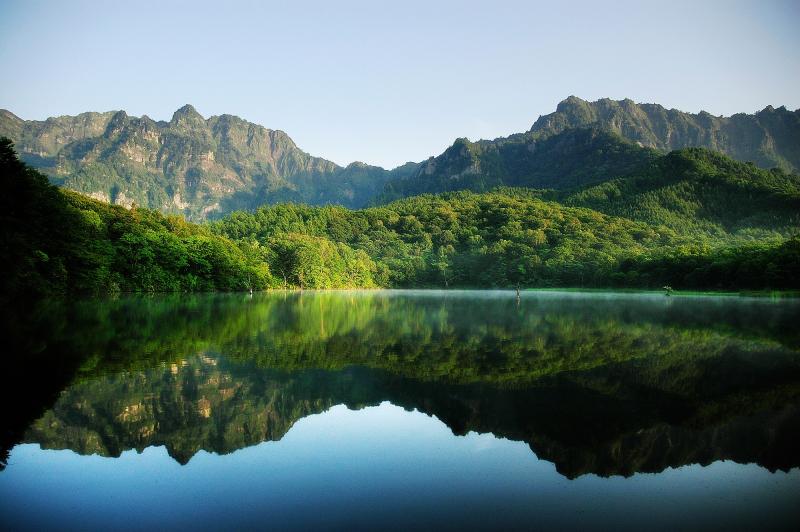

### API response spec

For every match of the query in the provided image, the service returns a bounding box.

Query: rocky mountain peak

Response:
[0,109,23,122]
[555,95,587,113]
[0,105,402,218]
[529,96,800,172]
[170,104,205,126]
[102,110,129,136]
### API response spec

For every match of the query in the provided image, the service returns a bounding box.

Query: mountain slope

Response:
[379,128,659,202]
[3,135,798,295]
[531,96,800,172]
[560,148,800,238]
[4,97,798,216]
[378,96,800,203]
[0,109,116,166]
[0,105,416,219]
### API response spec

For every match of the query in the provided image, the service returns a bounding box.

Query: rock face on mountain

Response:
[0,105,414,219]
[0,109,116,164]
[3,97,798,216]
[379,97,800,202]
[531,96,800,172]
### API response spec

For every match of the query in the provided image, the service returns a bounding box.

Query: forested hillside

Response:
[378,128,659,202]
[214,190,799,290]
[214,143,800,290]
[2,137,798,298]
[0,138,276,296]
[559,147,800,237]
[376,96,800,203]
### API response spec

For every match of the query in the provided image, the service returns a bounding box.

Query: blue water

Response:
[1,291,799,530]
[3,402,798,531]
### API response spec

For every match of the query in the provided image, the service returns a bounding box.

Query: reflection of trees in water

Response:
[5,291,800,477]
[22,355,800,478]
[43,291,800,381]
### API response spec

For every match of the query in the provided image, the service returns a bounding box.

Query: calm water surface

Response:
[1,290,799,530]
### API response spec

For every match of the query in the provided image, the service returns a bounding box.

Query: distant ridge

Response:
[1,96,798,217]
[531,96,800,172]
[0,105,416,219]
[378,97,800,201]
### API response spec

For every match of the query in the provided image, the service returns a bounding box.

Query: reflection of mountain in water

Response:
[7,291,800,478]
[25,349,800,478]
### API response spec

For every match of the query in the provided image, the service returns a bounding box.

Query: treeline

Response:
[613,238,800,290]
[2,137,799,297]
[213,191,799,290]
[214,193,674,287]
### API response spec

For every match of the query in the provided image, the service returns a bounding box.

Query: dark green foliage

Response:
[379,128,658,202]
[0,138,272,298]
[212,187,798,290]
[562,147,800,237]
[0,137,81,296]
[614,238,800,290]
[4,133,799,295]
[213,145,800,290]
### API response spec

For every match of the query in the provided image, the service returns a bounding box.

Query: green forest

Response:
[1,136,798,299]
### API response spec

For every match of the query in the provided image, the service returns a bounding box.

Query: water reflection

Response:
[3,290,799,479]
[4,403,800,531]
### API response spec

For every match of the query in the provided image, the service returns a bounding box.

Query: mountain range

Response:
[533,96,800,170]
[2,96,798,219]
[0,105,416,219]
[382,97,800,200]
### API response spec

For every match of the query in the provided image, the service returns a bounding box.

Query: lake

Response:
[1,290,799,530]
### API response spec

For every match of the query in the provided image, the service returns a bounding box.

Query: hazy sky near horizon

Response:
[1,0,798,168]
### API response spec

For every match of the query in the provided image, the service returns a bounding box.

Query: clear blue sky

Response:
[1,0,798,168]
